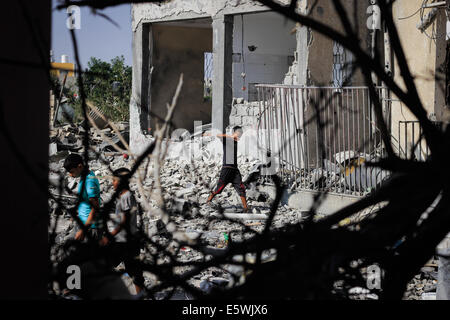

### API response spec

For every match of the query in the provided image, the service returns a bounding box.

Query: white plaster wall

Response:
[132,0,291,30]
[390,0,447,158]
[232,11,297,101]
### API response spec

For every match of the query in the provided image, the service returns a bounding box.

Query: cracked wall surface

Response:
[132,0,291,30]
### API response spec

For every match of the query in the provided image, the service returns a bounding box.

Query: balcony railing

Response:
[255,84,390,196]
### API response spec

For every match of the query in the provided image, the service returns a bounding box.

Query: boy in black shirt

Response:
[205,126,248,212]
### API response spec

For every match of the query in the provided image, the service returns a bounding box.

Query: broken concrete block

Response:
[223,264,244,276]
[199,277,229,294]
[184,230,201,241]
[246,189,261,201]
[201,231,222,242]
[223,213,268,220]
[115,122,129,132]
[235,105,248,116]
[421,292,436,300]
[229,115,242,126]
[242,116,256,126]
[210,277,229,287]
[172,199,191,212]
[147,219,165,237]
[49,143,58,156]
[99,131,130,152]
[175,188,195,198]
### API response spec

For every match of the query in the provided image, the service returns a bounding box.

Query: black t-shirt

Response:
[222,136,238,167]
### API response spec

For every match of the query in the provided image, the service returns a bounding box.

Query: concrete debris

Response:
[403,258,439,300]
[52,124,403,299]
[49,143,58,157]
[220,213,268,220]
[199,277,230,293]
[99,131,130,152]
[49,122,130,158]
[55,101,75,124]
[147,219,166,237]
[294,152,389,194]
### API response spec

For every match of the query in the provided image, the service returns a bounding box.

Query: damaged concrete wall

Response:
[130,1,291,154]
[297,0,371,86]
[151,24,213,133]
[130,21,153,156]
[229,102,260,129]
[232,11,297,101]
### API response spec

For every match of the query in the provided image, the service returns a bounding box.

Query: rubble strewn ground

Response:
[48,122,439,300]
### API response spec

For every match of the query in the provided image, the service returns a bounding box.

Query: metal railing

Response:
[397,120,442,161]
[256,84,390,196]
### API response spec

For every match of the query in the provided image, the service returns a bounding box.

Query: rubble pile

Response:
[49,122,130,156]
[48,122,305,298]
[48,123,439,300]
[404,264,439,300]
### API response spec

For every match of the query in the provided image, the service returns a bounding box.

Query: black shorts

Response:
[213,166,246,197]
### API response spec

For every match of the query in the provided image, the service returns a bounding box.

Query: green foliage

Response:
[73,55,132,122]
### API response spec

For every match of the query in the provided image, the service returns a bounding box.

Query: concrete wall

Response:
[285,1,373,171]
[297,0,372,86]
[232,11,297,101]
[130,1,291,154]
[390,0,447,158]
[229,102,260,129]
[151,24,213,133]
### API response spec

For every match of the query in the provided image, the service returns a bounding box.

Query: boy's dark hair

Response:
[63,153,83,171]
[113,168,131,188]
[233,126,243,133]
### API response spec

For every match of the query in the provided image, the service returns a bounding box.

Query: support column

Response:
[434,8,447,121]
[212,15,233,133]
[131,22,152,136]
[296,24,309,86]
[296,0,309,86]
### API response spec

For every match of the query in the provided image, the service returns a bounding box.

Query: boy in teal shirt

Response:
[64,153,101,241]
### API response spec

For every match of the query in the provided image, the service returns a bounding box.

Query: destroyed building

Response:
[129,0,448,213]
[4,0,450,301]
[43,0,450,301]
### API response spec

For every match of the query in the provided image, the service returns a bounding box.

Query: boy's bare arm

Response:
[85,197,99,227]
[216,133,236,139]
[202,132,234,139]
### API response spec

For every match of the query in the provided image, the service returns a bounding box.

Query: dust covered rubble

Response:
[48,127,306,296]
[48,125,439,299]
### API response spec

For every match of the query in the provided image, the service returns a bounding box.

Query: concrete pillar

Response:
[437,234,450,300]
[434,8,447,122]
[212,15,233,133]
[131,22,152,136]
[296,0,309,86]
[296,25,309,86]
